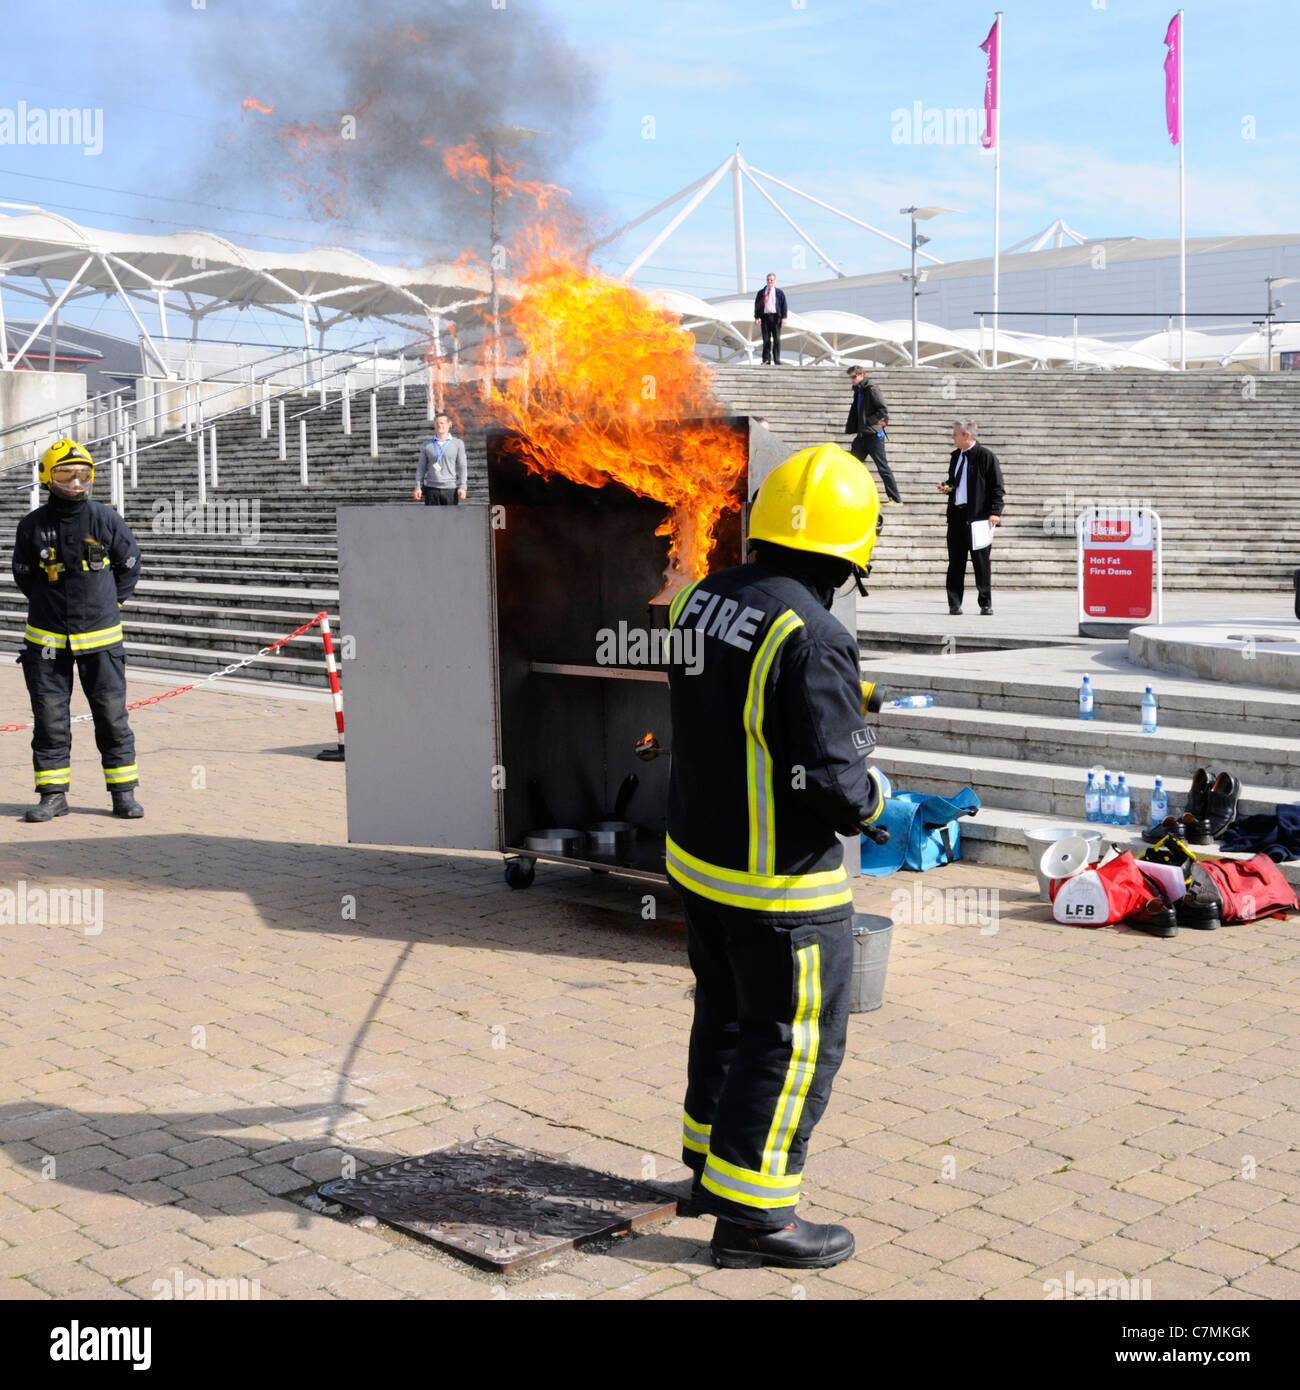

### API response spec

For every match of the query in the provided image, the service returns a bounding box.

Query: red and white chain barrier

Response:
[2,611,344,761]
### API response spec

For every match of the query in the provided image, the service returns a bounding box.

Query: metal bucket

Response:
[850,913,893,1014]
[1023,826,1104,901]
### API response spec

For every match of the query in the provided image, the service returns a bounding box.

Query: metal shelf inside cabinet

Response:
[529,662,669,684]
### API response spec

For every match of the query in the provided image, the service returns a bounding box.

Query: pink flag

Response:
[979,18,999,150]
[1163,13,1181,145]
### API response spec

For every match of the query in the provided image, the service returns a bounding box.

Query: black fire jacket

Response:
[665,561,885,919]
[12,494,141,652]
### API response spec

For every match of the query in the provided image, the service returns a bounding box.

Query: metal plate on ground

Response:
[318,1139,676,1272]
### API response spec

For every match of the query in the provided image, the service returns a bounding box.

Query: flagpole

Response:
[1178,8,1185,371]
[992,11,1002,371]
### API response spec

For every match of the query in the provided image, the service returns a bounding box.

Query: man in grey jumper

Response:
[413,412,467,505]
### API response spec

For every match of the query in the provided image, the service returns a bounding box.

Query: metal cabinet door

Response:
[339,505,500,850]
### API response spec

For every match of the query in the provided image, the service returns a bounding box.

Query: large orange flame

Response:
[437,139,745,591]
[242,97,275,116]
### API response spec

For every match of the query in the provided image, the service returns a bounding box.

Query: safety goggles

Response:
[51,465,93,483]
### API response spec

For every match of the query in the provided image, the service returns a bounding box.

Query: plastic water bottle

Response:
[1085,771,1100,823]
[892,694,934,709]
[1141,685,1158,734]
[1100,773,1115,824]
[1079,675,1094,721]
[1116,774,1131,826]
[1149,776,1168,826]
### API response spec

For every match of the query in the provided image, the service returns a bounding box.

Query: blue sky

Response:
[1,0,1294,339]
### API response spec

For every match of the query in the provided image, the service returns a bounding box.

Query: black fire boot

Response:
[711,1214,855,1269]
[1205,772,1241,840]
[1126,897,1178,938]
[24,791,69,823]
[1181,768,1212,843]
[110,788,144,819]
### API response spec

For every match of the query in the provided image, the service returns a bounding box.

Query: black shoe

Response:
[711,1214,855,1270]
[949,606,963,616]
[979,605,993,616]
[1176,889,1221,931]
[1127,897,1178,938]
[1141,816,1181,844]
[1205,772,1241,840]
[1184,768,1210,821]
[24,791,69,823]
[110,789,144,819]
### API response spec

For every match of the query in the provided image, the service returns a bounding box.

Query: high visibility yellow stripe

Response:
[667,578,703,630]
[35,768,70,784]
[665,835,852,913]
[24,622,124,652]
[68,624,124,652]
[764,944,821,1177]
[862,768,887,824]
[700,1151,801,1210]
[682,1109,711,1155]
[744,610,804,876]
[103,764,138,784]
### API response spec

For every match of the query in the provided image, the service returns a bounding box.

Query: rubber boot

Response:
[24,791,69,823]
[110,788,144,819]
[711,1213,855,1269]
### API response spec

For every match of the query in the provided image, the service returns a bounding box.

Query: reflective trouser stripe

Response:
[103,764,138,784]
[763,944,821,1176]
[682,1110,711,1155]
[25,623,124,652]
[668,578,704,630]
[35,767,70,786]
[744,610,804,875]
[665,836,852,913]
[701,1152,801,1211]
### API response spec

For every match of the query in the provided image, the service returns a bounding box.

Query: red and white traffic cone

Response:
[316,611,345,761]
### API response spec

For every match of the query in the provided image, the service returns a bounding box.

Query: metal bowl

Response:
[525,828,586,856]
[586,821,636,855]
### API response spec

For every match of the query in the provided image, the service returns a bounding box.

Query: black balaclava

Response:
[750,540,853,610]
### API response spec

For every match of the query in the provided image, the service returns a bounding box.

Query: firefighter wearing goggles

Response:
[11,439,144,822]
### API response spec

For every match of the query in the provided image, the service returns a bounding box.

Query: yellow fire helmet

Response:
[38,437,94,488]
[748,442,882,569]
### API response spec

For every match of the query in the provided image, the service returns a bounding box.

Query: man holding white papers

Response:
[938,419,1004,616]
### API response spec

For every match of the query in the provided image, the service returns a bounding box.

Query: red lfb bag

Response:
[1050,851,1158,926]
[1194,855,1298,923]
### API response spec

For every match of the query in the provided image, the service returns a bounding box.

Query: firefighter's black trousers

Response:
[20,644,138,793]
[679,888,853,1229]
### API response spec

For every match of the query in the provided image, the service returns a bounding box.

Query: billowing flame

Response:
[440,140,746,590]
[242,97,275,116]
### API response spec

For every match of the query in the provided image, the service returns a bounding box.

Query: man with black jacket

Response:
[752,273,788,365]
[844,365,901,504]
[666,443,888,1270]
[12,439,144,822]
[939,419,1004,615]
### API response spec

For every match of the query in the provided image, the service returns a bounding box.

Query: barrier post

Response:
[197,430,207,507]
[369,391,378,458]
[398,354,406,406]
[209,425,219,488]
[299,418,309,485]
[315,611,346,760]
[278,400,287,461]
[129,426,138,488]
[261,383,270,440]
[341,373,352,435]
[30,458,39,512]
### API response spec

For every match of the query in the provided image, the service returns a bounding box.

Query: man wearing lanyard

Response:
[939,419,1004,615]
[412,412,467,505]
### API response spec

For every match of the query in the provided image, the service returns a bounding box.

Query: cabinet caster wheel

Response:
[504,858,535,890]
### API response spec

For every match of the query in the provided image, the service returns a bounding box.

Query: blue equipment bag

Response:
[860,787,981,876]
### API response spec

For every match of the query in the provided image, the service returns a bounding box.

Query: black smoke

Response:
[179,0,601,259]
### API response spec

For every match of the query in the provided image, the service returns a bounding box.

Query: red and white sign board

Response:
[1076,507,1163,633]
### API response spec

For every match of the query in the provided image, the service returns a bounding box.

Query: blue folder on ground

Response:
[860,787,981,876]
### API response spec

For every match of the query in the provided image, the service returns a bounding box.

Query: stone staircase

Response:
[858,645,1300,887]
[0,385,498,684]
[709,365,1300,592]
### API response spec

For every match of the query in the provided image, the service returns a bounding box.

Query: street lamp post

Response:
[1264,276,1298,371]
[900,206,952,367]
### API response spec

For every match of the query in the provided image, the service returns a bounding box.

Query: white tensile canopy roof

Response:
[0,208,492,377]
[1128,329,1248,365]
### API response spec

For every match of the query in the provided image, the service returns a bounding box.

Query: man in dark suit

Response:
[938,419,1004,615]
[844,366,901,504]
[753,273,787,365]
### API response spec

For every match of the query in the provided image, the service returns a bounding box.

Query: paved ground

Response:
[2,660,1299,1302]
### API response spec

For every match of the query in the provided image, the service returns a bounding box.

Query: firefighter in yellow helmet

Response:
[665,442,888,1269]
[11,439,144,822]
